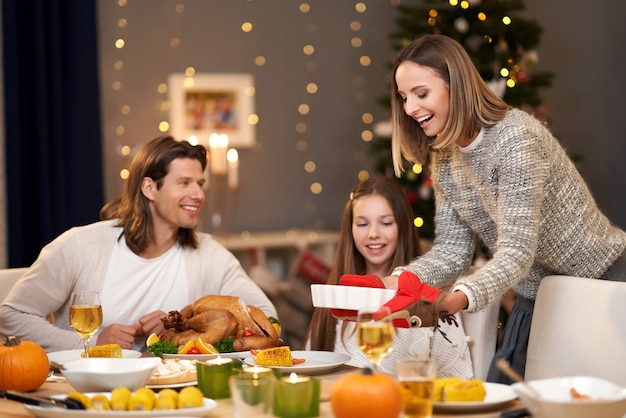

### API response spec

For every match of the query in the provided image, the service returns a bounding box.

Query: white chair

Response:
[525,275,626,386]
[0,267,28,303]
[461,301,500,380]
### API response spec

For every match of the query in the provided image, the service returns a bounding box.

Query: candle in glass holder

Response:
[227,148,239,189]
[197,356,239,399]
[209,133,228,175]
[273,372,320,418]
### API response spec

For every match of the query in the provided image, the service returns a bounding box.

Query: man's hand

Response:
[96,323,142,349]
[138,310,167,337]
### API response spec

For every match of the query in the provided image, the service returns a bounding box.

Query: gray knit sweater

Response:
[394,109,626,311]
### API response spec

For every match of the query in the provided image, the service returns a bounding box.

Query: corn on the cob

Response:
[433,377,462,401]
[110,387,131,410]
[90,394,111,411]
[84,343,123,358]
[128,388,156,411]
[443,379,486,402]
[254,346,293,367]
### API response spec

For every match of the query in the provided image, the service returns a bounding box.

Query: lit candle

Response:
[241,365,273,379]
[227,148,239,189]
[273,372,320,418]
[196,356,239,399]
[209,133,228,175]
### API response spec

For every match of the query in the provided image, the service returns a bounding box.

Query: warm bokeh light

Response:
[298,104,310,115]
[310,182,323,194]
[304,161,316,173]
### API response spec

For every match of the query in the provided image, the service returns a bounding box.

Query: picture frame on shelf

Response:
[168,72,256,148]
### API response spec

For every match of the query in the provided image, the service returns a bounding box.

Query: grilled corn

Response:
[254,346,293,367]
[85,343,123,358]
[443,379,486,402]
[433,377,462,401]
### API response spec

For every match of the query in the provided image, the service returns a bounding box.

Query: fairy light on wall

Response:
[352,1,376,182]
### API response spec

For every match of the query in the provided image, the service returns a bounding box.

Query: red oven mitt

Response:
[374,271,444,328]
[329,274,384,321]
[329,272,443,328]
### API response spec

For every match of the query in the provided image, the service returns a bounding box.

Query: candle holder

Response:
[273,372,321,418]
[230,372,276,418]
[196,357,242,399]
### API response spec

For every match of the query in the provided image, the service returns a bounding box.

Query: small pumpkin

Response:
[331,367,402,418]
[0,336,49,392]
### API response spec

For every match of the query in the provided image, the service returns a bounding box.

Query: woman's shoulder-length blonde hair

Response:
[390,34,510,174]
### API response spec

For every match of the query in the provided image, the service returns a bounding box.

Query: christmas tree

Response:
[372,0,554,240]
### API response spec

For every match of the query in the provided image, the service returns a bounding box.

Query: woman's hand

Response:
[438,290,469,315]
[380,275,399,290]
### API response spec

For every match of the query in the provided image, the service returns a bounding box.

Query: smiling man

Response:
[0,136,276,352]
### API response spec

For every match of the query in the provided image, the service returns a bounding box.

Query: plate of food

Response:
[146,380,198,390]
[48,349,142,369]
[433,382,517,412]
[243,350,351,375]
[22,392,217,418]
[162,351,247,362]
[146,358,198,388]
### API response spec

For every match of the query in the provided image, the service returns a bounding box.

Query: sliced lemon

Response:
[178,339,196,354]
[146,332,160,348]
[196,337,219,354]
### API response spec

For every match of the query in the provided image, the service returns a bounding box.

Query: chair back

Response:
[460,301,500,380]
[0,267,28,303]
[526,275,626,386]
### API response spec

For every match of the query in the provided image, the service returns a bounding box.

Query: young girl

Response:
[305,176,473,378]
[386,34,626,383]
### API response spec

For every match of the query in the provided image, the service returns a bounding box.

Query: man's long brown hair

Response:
[100,136,207,254]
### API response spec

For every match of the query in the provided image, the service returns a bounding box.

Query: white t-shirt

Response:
[99,238,190,351]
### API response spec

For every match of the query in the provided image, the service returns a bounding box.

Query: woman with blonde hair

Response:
[381,34,626,383]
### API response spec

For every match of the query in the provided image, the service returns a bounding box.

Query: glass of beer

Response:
[69,291,103,358]
[396,358,436,418]
[355,306,394,371]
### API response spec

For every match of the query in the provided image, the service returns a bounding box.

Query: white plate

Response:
[146,380,198,389]
[163,351,247,361]
[23,392,217,417]
[311,284,396,310]
[243,350,351,375]
[48,350,142,368]
[433,382,517,411]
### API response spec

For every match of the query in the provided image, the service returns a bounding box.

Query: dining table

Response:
[1,363,524,418]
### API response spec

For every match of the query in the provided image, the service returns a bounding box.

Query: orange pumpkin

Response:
[0,336,49,392]
[331,368,402,418]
